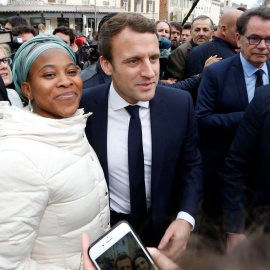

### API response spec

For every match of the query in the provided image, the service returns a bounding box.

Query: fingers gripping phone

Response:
[88,221,158,270]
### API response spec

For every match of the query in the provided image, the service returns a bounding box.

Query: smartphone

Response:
[88,221,158,270]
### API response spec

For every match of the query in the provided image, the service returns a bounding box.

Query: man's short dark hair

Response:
[183,23,191,30]
[191,15,213,30]
[53,26,75,45]
[99,13,157,64]
[12,25,36,37]
[170,22,182,33]
[236,6,270,35]
[5,16,28,28]
[115,253,132,270]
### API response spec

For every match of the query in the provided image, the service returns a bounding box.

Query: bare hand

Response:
[82,233,96,270]
[226,233,246,253]
[204,55,222,69]
[147,247,181,270]
[161,78,178,84]
[158,219,191,264]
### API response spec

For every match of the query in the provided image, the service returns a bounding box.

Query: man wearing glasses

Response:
[194,6,270,250]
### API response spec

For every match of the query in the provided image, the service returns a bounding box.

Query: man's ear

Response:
[21,82,32,100]
[236,32,241,49]
[220,25,227,37]
[100,56,113,76]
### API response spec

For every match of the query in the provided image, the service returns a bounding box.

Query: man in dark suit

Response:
[223,86,270,251]
[80,13,203,263]
[195,6,270,247]
[185,9,244,78]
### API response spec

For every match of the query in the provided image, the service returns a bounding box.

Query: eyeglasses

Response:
[243,35,270,46]
[0,57,12,66]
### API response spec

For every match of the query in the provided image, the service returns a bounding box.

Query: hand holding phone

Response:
[88,221,158,270]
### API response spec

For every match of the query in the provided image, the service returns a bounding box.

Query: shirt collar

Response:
[109,82,149,111]
[240,52,268,77]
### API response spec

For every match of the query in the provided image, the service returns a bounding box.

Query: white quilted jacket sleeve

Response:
[0,150,67,270]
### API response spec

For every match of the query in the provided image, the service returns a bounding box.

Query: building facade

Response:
[159,0,221,26]
[0,0,159,37]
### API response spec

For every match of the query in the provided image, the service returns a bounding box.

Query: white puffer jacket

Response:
[0,102,110,269]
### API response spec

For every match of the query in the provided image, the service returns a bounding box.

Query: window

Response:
[147,0,154,13]
[121,0,130,11]
[134,0,143,12]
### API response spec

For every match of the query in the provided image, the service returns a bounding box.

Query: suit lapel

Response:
[91,85,110,183]
[232,54,249,108]
[150,87,166,203]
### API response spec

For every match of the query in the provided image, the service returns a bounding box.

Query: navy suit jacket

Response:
[224,86,270,232]
[195,53,270,213]
[80,83,203,240]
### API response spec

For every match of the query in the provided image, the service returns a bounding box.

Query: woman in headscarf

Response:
[0,35,109,269]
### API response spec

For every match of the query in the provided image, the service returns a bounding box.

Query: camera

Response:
[0,28,23,52]
[87,40,99,62]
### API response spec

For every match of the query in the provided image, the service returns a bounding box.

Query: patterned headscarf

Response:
[12,34,76,102]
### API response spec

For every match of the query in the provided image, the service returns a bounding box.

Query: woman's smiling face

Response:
[22,48,82,119]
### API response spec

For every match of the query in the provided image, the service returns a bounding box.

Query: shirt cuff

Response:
[176,211,195,231]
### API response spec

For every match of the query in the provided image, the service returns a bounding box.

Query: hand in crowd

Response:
[158,219,191,265]
[226,233,247,253]
[82,233,95,270]
[204,55,222,69]
[161,78,178,84]
[148,248,181,270]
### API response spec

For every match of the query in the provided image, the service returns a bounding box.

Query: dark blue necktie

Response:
[255,69,264,89]
[125,105,147,229]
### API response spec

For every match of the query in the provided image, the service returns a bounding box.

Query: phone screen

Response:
[89,221,158,270]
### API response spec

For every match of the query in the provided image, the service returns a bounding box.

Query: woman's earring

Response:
[28,99,33,113]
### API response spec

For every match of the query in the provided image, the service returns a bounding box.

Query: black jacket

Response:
[185,37,237,78]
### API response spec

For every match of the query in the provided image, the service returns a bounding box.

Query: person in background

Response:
[180,23,192,44]
[133,253,150,270]
[53,25,84,70]
[185,9,243,78]
[4,15,28,30]
[12,25,36,43]
[156,20,171,58]
[53,25,75,46]
[0,44,22,107]
[170,22,182,51]
[38,23,48,34]
[156,20,170,39]
[212,27,217,39]
[0,35,109,269]
[115,254,132,270]
[168,15,213,81]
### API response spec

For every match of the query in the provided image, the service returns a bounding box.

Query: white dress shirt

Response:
[107,83,195,229]
[240,52,269,103]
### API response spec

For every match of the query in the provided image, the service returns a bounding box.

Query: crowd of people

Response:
[0,5,270,270]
